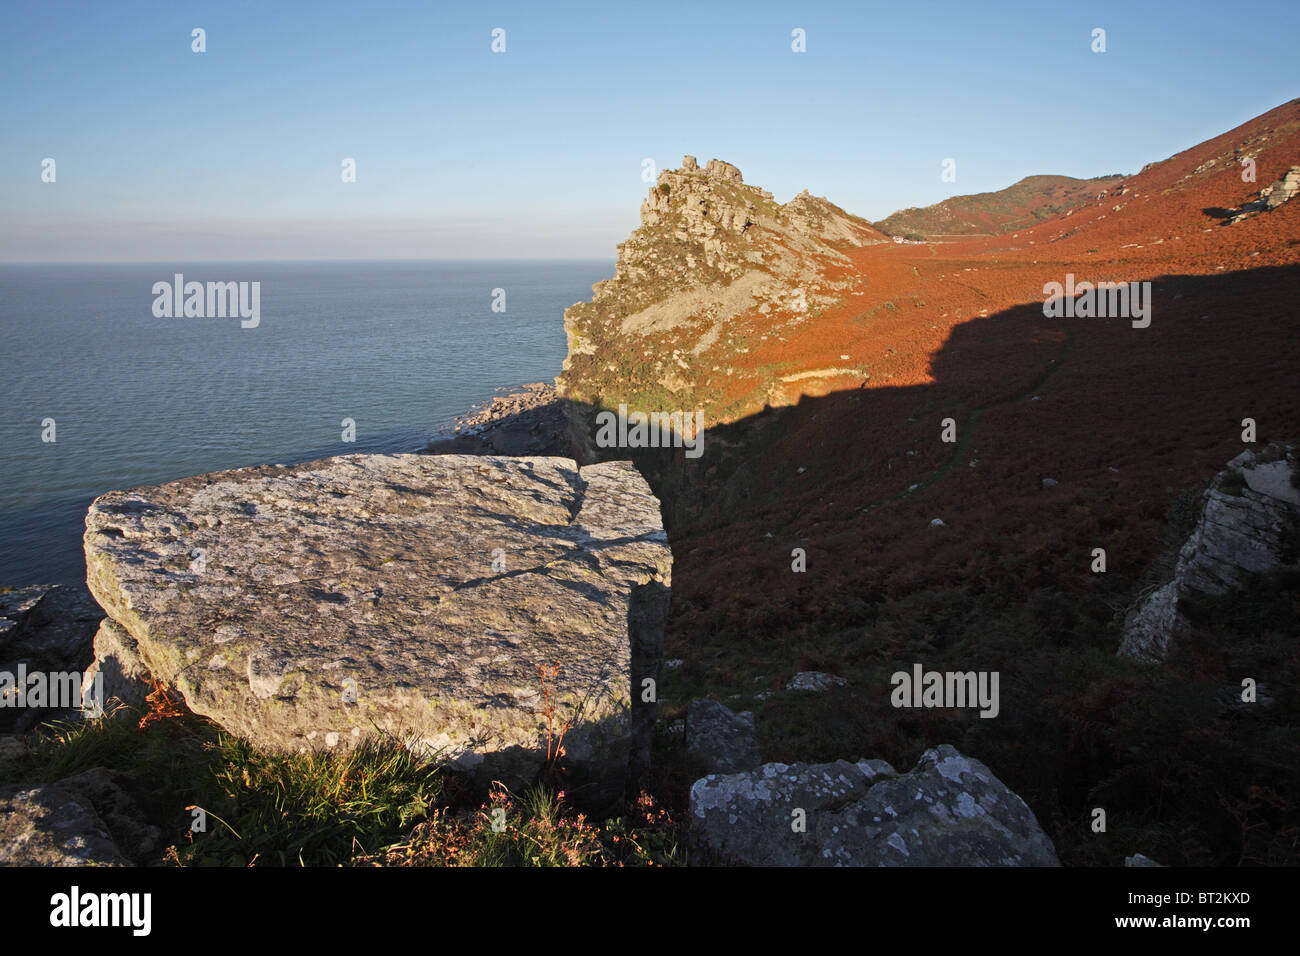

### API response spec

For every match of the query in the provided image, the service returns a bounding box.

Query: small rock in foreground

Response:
[690,745,1060,866]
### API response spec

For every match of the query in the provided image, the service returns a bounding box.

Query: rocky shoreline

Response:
[420,381,575,459]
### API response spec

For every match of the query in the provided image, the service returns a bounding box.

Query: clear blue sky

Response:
[3,0,1297,260]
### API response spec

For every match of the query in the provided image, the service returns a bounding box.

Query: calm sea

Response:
[0,260,612,586]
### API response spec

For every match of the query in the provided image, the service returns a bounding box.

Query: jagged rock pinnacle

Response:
[677,155,743,183]
[703,158,743,183]
[557,151,887,424]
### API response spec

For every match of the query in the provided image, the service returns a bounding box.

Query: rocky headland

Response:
[558,154,887,457]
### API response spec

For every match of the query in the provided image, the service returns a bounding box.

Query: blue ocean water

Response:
[0,260,612,586]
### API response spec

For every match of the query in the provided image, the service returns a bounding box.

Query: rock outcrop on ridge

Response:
[689,744,1060,866]
[83,453,672,803]
[1224,164,1300,223]
[1120,443,1299,662]
[557,155,886,455]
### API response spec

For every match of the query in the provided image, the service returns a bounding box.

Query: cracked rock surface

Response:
[0,767,159,866]
[1120,443,1298,662]
[689,745,1060,866]
[84,454,671,801]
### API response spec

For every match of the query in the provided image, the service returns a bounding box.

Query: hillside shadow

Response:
[428,261,1300,864]
[426,262,1300,557]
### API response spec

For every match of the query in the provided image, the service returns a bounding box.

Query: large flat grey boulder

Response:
[84,454,671,803]
[690,745,1060,866]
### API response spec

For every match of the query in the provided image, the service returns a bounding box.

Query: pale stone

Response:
[785,671,847,692]
[1120,444,1298,661]
[84,454,672,803]
[0,768,159,866]
[689,745,1059,866]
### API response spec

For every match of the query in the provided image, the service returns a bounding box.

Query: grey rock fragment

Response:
[0,585,104,733]
[0,767,159,866]
[0,587,52,647]
[785,671,847,692]
[690,745,1059,866]
[82,618,153,712]
[685,699,760,774]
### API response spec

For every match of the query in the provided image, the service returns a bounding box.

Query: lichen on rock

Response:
[1120,443,1299,662]
[83,453,672,804]
[689,744,1060,866]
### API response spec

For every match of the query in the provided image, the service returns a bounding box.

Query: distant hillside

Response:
[873,173,1125,238]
